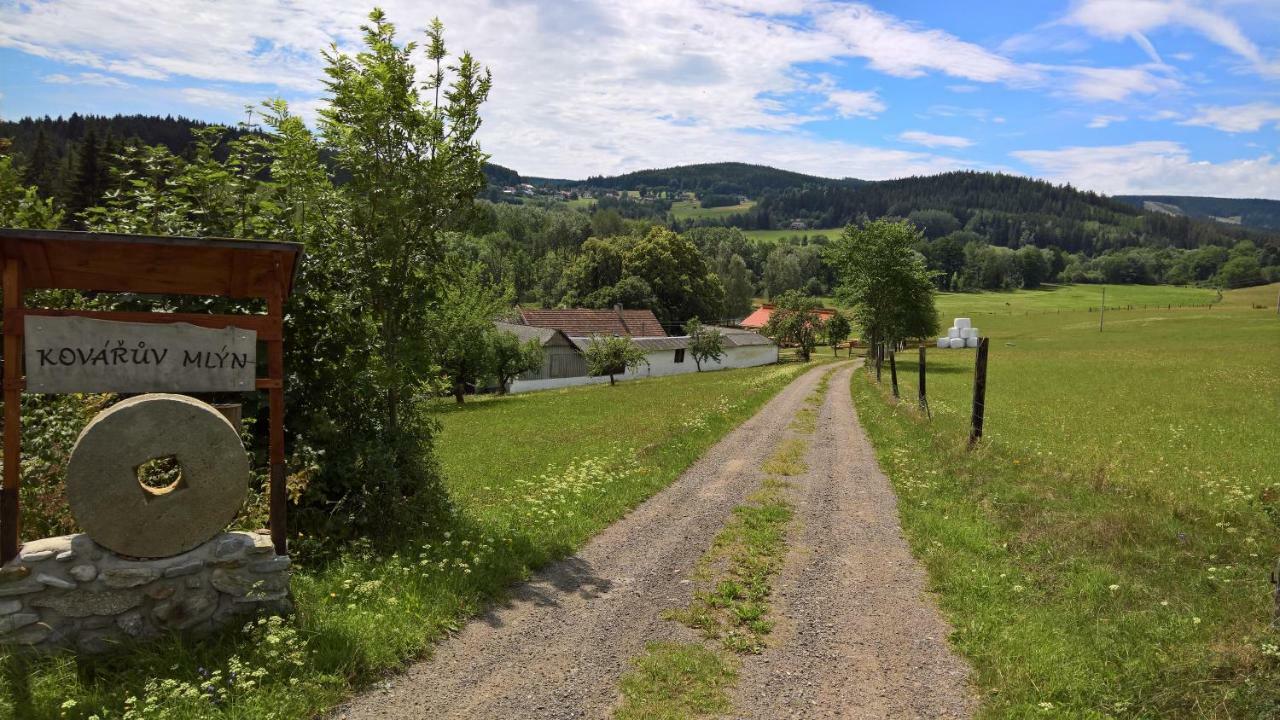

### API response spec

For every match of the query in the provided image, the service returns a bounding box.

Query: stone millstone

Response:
[66,394,249,558]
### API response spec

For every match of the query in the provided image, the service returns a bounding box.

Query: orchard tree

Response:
[826,311,852,356]
[763,290,824,361]
[584,335,648,385]
[828,219,939,351]
[432,262,514,404]
[489,331,544,394]
[683,318,725,371]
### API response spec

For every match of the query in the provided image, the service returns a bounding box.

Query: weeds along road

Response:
[334,362,974,719]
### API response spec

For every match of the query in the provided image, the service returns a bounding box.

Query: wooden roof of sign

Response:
[0,229,304,299]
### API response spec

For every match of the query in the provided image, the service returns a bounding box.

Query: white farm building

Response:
[497,307,777,394]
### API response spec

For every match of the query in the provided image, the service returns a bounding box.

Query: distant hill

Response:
[1114,195,1280,232]
[566,162,860,196]
[3,114,1277,254]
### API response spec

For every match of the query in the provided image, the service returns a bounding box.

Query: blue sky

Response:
[3,1,1280,197]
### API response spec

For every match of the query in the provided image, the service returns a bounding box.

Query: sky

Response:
[2,0,1280,198]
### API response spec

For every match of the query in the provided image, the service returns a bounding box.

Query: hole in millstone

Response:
[135,455,184,497]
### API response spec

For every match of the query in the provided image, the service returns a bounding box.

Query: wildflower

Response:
[1108,584,1119,592]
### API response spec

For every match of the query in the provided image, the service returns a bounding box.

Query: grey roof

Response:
[496,321,559,345]
[711,326,776,347]
[566,335,687,352]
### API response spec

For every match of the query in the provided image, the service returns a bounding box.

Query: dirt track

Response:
[336,362,974,719]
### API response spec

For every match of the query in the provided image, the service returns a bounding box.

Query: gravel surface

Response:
[335,361,975,719]
[729,363,976,719]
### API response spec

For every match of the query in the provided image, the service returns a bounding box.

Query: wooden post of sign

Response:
[968,337,990,449]
[918,344,930,418]
[2,259,22,563]
[889,349,899,399]
[267,289,287,556]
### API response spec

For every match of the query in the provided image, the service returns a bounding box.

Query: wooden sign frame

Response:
[0,229,304,562]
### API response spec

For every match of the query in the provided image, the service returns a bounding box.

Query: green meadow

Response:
[853,283,1280,718]
[936,283,1220,317]
[741,228,840,244]
[1,361,822,720]
[669,198,757,221]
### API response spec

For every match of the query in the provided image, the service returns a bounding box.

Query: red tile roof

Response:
[740,304,838,330]
[518,308,667,337]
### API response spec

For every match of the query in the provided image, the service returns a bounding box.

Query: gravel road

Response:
[728,363,975,719]
[335,361,974,719]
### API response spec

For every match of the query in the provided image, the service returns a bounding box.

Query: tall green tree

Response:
[826,311,852,356]
[0,143,63,229]
[622,226,724,325]
[828,219,939,351]
[68,129,110,225]
[763,290,823,361]
[719,252,755,319]
[21,128,57,199]
[319,9,490,431]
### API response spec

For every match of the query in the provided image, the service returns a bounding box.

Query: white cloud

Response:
[1044,64,1181,102]
[1181,103,1280,133]
[1012,141,1280,199]
[42,72,130,88]
[180,87,258,109]
[825,89,885,118]
[1061,0,1276,76]
[818,4,1040,85]
[898,130,974,148]
[0,0,1247,184]
[1087,114,1126,128]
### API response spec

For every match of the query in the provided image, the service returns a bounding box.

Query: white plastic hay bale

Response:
[960,327,973,339]
[970,327,980,338]
[965,336,978,348]
[937,337,949,348]
[954,317,972,330]
[947,327,960,338]
[949,337,965,349]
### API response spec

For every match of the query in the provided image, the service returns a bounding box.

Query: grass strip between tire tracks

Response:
[614,366,838,719]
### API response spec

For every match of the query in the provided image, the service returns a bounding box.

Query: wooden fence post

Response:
[889,350,899,399]
[968,337,989,449]
[875,343,883,383]
[918,344,929,418]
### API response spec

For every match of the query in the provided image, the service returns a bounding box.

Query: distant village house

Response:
[498,307,777,393]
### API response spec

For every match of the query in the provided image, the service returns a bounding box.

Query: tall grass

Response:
[853,283,1280,717]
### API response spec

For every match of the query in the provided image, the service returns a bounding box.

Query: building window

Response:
[674,349,685,363]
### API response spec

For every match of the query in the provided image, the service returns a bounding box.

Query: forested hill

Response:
[751,171,1278,255]
[1113,195,1280,232]
[567,162,861,195]
[3,113,1276,256]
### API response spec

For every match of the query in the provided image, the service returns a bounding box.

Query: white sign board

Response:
[24,316,256,393]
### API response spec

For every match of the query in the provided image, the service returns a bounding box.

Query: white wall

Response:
[507,343,778,394]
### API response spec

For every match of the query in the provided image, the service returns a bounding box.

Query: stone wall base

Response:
[0,531,291,653]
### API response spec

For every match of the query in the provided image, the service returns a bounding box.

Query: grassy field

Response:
[1,360,826,720]
[741,228,840,243]
[936,283,1220,317]
[670,198,756,221]
[852,283,1280,717]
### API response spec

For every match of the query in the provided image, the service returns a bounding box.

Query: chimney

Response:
[614,303,632,335]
